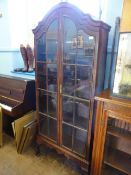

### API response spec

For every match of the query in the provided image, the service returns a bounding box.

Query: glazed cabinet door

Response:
[102,112,131,175]
[36,19,58,143]
[60,16,95,159]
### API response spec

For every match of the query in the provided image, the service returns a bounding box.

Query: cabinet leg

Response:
[81,167,89,175]
[35,142,41,156]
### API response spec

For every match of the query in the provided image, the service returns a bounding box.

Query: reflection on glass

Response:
[75,81,92,99]
[37,63,46,89]
[75,65,93,99]
[48,92,57,118]
[47,64,57,92]
[102,117,131,175]
[39,114,48,136]
[77,31,95,65]
[62,96,74,124]
[62,124,73,149]
[113,33,131,99]
[47,20,58,63]
[37,75,46,89]
[39,90,47,114]
[74,99,89,129]
[37,63,46,75]
[39,114,57,142]
[73,128,87,156]
[63,17,77,64]
[63,65,75,96]
[48,118,57,141]
[77,65,92,81]
[37,35,46,61]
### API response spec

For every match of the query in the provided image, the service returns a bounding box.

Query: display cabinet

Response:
[91,89,131,175]
[33,2,110,171]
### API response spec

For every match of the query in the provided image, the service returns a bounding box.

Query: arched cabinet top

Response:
[33,2,111,39]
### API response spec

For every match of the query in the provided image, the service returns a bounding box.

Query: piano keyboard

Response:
[0,103,12,111]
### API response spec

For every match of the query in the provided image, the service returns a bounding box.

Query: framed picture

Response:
[77,35,84,48]
[112,32,131,99]
[71,36,77,49]
[84,46,94,56]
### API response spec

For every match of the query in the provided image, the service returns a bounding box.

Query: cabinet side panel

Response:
[96,28,109,94]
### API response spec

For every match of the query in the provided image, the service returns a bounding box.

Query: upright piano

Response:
[0,74,36,135]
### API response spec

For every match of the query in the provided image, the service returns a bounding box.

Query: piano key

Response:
[0,103,12,111]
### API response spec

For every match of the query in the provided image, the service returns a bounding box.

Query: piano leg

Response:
[3,113,15,137]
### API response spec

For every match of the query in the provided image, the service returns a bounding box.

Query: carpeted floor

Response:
[0,134,83,175]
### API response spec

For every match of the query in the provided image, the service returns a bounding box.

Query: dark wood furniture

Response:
[91,89,131,175]
[0,74,36,135]
[33,2,110,171]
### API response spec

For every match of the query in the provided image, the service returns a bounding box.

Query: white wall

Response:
[0,0,123,83]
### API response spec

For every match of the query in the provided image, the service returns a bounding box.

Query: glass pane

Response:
[48,92,57,118]
[63,65,75,96]
[102,117,131,175]
[74,99,90,129]
[39,114,48,137]
[47,64,57,92]
[37,63,46,89]
[73,128,87,156]
[47,20,58,63]
[62,124,73,149]
[113,33,131,99]
[77,30,95,65]
[48,118,57,141]
[36,34,46,61]
[38,90,47,114]
[62,96,74,124]
[63,17,77,64]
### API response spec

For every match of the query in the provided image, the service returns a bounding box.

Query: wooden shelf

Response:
[104,147,131,174]
[107,127,131,141]
[62,121,88,132]
[102,165,127,175]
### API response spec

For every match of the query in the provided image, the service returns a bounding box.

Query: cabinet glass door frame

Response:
[93,108,131,175]
[35,15,60,144]
[58,13,98,159]
[35,7,99,159]
[102,110,131,175]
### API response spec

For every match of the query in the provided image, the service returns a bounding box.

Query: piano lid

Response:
[0,74,34,82]
[0,74,36,117]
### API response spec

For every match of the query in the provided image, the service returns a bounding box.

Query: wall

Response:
[120,0,131,32]
[0,0,24,75]
[0,0,123,85]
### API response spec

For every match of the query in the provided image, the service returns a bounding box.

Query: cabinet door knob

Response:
[60,84,62,94]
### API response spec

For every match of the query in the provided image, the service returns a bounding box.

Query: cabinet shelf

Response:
[36,60,57,64]
[62,121,88,132]
[39,112,57,120]
[107,127,131,141]
[104,147,131,174]
[102,165,127,175]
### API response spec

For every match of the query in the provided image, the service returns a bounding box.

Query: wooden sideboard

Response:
[91,89,131,175]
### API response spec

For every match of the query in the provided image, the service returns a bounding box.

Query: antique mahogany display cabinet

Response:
[91,90,131,175]
[33,2,110,171]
